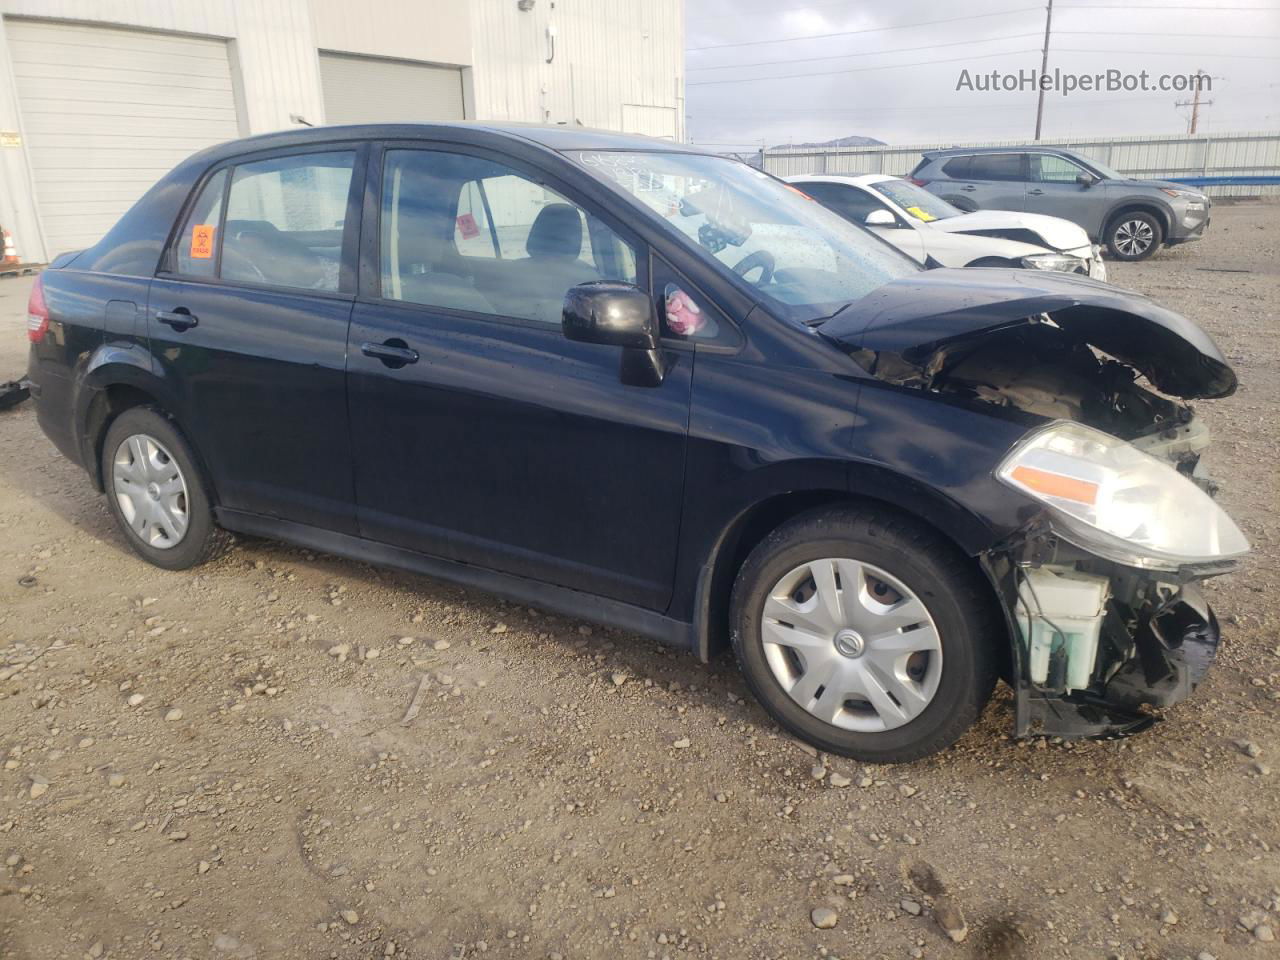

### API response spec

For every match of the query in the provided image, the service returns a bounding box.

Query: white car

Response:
[787,173,1107,281]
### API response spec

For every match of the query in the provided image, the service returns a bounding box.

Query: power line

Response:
[687,48,1041,86]
[686,7,1041,52]
[687,33,1043,72]
[1056,3,1280,8]
[1054,46,1280,58]
[1054,29,1280,38]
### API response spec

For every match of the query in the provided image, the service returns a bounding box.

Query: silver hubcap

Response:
[1115,219,1154,256]
[760,558,943,733]
[112,434,189,549]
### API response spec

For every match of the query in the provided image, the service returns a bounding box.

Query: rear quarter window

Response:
[940,156,971,179]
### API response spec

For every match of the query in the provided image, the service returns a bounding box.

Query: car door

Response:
[149,146,365,534]
[801,182,926,263]
[345,143,693,611]
[1025,153,1095,229]
[961,153,1028,211]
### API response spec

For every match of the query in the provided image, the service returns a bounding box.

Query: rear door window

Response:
[940,156,972,179]
[221,152,356,291]
[968,154,1025,182]
[174,169,228,278]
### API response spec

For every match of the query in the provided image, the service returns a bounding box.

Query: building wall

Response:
[470,0,684,139]
[309,0,472,67]
[0,0,684,262]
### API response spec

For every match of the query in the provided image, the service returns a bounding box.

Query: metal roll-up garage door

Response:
[319,52,465,125]
[6,18,242,260]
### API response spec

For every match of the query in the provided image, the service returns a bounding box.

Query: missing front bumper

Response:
[984,534,1225,740]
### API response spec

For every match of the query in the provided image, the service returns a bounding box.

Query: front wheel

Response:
[101,407,229,570]
[730,505,999,763]
[1105,211,1163,261]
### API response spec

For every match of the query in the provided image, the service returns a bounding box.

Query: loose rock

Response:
[810,906,838,929]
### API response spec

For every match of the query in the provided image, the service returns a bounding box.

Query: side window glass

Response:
[969,154,1023,182]
[380,149,638,325]
[806,183,893,225]
[222,151,355,291]
[662,283,720,340]
[174,169,228,278]
[1034,154,1085,183]
[941,156,971,179]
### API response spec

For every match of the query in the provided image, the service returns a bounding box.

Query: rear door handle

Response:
[960,185,977,192]
[1027,189,1045,196]
[156,308,198,331]
[361,340,419,367]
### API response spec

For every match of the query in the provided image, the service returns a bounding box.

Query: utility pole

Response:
[1176,70,1213,134]
[1034,0,1054,140]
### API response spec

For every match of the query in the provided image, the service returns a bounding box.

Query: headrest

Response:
[525,203,583,258]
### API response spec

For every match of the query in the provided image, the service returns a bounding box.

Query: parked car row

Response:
[787,173,1107,280]
[27,123,1246,762]
[908,145,1211,261]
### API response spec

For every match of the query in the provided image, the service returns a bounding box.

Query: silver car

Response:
[909,146,1211,262]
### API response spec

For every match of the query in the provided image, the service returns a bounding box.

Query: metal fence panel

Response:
[762,131,1280,197]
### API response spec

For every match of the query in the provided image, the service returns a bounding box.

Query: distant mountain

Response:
[775,134,885,149]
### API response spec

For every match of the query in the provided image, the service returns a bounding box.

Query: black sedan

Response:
[24,123,1248,761]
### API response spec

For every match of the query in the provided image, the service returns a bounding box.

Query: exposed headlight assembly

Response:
[1020,253,1087,274]
[998,422,1250,571]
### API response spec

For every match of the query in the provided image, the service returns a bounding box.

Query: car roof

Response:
[187,121,709,166]
[786,173,897,187]
[922,145,1086,160]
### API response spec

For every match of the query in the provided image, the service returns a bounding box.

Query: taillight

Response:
[26,274,48,343]
[907,177,930,187]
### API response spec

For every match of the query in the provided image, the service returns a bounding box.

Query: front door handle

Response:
[156,308,198,331]
[361,339,419,367]
[1027,188,1045,196]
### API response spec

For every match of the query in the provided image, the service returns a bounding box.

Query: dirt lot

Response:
[0,205,1277,960]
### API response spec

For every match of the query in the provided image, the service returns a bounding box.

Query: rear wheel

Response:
[1105,211,1163,261]
[101,407,229,570]
[730,505,999,763]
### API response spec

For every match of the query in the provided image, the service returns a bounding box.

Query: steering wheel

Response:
[732,250,775,286]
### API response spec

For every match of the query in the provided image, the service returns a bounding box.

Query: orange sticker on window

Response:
[456,213,479,240]
[190,224,215,259]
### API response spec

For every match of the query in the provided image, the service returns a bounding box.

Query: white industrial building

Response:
[0,0,685,264]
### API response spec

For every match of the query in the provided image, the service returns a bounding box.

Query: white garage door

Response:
[320,52,465,125]
[6,19,241,259]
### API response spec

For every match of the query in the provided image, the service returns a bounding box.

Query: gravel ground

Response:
[0,204,1276,960]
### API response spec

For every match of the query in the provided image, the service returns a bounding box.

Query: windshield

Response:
[869,179,962,223]
[571,151,919,323]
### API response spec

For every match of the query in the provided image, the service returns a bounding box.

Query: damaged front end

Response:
[822,269,1249,739]
[984,529,1225,739]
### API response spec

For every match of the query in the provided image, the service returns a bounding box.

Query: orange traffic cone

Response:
[1,229,17,265]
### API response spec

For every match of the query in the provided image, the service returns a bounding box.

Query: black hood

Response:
[819,268,1236,399]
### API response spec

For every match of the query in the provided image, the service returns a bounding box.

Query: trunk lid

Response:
[819,268,1236,399]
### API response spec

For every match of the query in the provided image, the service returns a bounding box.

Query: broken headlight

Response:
[997,422,1250,571]
[1020,253,1087,274]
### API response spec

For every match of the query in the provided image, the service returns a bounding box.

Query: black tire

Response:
[1105,210,1163,261]
[729,504,1000,764]
[101,407,230,571]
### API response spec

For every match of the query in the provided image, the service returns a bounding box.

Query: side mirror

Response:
[562,282,658,350]
[864,209,898,227]
[1076,172,1096,188]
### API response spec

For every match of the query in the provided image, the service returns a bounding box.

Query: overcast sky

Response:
[685,0,1280,150]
